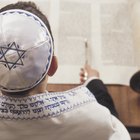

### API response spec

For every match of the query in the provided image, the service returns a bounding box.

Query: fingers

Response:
[80,68,88,83]
[79,65,100,83]
[80,68,85,77]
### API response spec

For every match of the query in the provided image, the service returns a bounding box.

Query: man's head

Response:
[0,1,58,94]
[0,1,53,39]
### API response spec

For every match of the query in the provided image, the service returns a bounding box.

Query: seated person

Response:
[0,1,130,140]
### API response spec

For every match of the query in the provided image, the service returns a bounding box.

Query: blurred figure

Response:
[130,70,140,93]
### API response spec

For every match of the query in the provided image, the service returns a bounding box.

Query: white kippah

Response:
[0,9,53,92]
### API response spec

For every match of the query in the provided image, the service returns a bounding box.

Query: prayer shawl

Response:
[0,86,130,140]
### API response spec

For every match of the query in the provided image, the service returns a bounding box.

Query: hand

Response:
[80,64,99,83]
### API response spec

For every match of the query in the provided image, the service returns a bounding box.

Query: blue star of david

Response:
[0,42,26,70]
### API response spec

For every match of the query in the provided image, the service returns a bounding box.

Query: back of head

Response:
[0,1,54,93]
[0,1,53,38]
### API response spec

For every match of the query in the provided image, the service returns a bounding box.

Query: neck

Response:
[2,76,48,97]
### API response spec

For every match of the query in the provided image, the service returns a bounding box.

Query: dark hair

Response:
[0,1,53,40]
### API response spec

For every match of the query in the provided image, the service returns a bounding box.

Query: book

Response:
[48,0,139,85]
[0,0,138,85]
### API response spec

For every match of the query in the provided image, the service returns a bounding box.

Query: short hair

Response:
[0,1,53,40]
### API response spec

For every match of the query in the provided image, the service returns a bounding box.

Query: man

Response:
[0,1,130,140]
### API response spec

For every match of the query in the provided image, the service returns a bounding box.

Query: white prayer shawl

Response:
[0,86,130,140]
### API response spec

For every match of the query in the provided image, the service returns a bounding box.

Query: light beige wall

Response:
[130,0,140,65]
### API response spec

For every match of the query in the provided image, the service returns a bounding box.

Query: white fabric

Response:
[0,9,53,92]
[0,86,130,140]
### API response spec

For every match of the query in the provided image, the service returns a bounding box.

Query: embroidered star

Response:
[0,42,26,70]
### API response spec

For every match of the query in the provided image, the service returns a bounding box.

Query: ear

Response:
[48,56,58,76]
